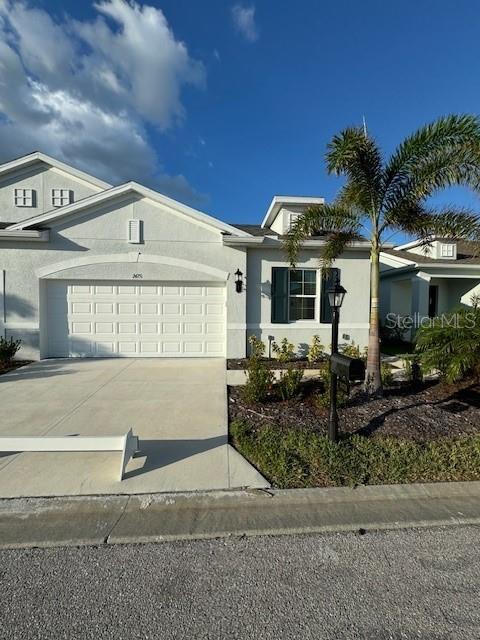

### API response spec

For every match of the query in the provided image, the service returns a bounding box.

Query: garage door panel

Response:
[46,280,225,358]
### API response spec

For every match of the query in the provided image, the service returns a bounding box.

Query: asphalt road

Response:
[1,526,479,639]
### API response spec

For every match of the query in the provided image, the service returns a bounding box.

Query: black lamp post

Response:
[327,274,347,443]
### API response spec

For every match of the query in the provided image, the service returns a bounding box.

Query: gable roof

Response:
[0,151,112,190]
[7,181,251,237]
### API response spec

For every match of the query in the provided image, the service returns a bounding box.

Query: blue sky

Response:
[1,0,480,231]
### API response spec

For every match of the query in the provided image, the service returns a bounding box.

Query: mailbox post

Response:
[327,275,347,443]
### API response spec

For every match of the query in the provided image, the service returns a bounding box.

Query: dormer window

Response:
[288,212,301,230]
[440,243,455,258]
[14,188,34,207]
[52,189,73,207]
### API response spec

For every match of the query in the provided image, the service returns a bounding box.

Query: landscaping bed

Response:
[227,357,324,370]
[229,378,480,488]
[0,360,32,376]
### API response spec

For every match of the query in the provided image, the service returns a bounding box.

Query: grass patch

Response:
[231,420,480,488]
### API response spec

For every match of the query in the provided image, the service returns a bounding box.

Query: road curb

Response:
[1,482,479,549]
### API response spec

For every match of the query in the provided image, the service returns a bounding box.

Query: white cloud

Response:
[0,0,207,205]
[231,4,259,42]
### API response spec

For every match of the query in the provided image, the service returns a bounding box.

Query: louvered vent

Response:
[128,219,142,244]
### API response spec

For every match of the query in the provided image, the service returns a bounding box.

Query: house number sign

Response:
[132,273,143,279]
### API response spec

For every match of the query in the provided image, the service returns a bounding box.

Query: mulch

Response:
[0,361,33,375]
[227,358,324,370]
[228,378,480,442]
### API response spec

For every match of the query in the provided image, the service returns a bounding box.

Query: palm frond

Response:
[319,230,364,268]
[385,205,480,247]
[283,204,362,266]
[382,114,480,212]
[326,126,384,216]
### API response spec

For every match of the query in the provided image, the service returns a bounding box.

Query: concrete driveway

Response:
[0,359,267,498]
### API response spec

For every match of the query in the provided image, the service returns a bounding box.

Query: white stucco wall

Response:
[0,162,103,224]
[0,192,247,360]
[245,247,371,354]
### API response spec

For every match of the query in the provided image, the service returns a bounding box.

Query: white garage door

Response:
[45,281,226,357]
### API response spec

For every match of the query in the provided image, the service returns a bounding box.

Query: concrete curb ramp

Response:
[1,481,480,549]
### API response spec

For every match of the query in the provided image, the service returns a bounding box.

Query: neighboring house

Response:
[0,152,371,361]
[380,238,480,334]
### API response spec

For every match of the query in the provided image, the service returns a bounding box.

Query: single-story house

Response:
[380,238,480,335]
[0,152,372,361]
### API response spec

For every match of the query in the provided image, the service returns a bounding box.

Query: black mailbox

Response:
[330,353,365,382]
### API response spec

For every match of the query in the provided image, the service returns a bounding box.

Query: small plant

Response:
[307,335,324,363]
[341,342,361,359]
[402,354,423,385]
[277,368,304,401]
[0,336,21,365]
[272,337,296,363]
[243,335,274,404]
[381,362,394,387]
[248,335,266,358]
[315,364,348,409]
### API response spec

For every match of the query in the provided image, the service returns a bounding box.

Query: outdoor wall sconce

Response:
[235,269,243,293]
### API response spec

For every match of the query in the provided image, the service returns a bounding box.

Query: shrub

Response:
[230,420,480,489]
[277,368,304,401]
[415,305,480,383]
[315,364,348,409]
[402,354,423,385]
[248,335,266,358]
[243,335,274,404]
[381,362,394,386]
[307,335,324,363]
[341,342,368,362]
[272,337,296,363]
[0,336,21,365]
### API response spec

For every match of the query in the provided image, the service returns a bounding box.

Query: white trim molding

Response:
[9,181,251,238]
[35,253,230,282]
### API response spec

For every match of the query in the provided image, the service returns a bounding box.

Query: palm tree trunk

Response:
[364,241,383,395]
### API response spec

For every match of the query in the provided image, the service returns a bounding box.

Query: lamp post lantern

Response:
[327,274,347,443]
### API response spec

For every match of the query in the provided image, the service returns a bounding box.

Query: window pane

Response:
[290,270,302,283]
[289,297,315,320]
[304,270,316,284]
[302,298,315,319]
[289,298,303,320]
[304,281,316,296]
[289,281,302,295]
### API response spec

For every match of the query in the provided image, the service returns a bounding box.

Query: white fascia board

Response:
[0,229,49,241]
[379,251,416,268]
[394,235,438,251]
[0,152,111,190]
[8,181,251,237]
[261,195,325,229]
[419,262,480,270]
[223,236,373,250]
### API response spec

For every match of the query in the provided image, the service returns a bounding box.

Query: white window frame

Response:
[288,268,318,322]
[14,188,34,207]
[288,212,301,230]
[51,189,73,207]
[440,243,454,257]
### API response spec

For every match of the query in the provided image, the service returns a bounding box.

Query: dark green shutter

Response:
[320,268,340,323]
[271,267,289,323]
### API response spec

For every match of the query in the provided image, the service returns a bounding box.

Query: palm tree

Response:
[284,115,480,395]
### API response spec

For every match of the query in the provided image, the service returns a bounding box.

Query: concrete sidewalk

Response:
[1,481,479,549]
